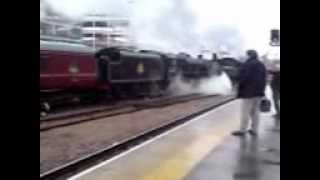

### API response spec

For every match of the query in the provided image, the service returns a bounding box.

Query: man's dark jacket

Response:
[237,58,267,98]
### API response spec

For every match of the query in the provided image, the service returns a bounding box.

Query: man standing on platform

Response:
[232,50,267,136]
[268,60,280,119]
[263,56,280,128]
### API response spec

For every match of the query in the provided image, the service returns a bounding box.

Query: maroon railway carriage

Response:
[40,40,109,107]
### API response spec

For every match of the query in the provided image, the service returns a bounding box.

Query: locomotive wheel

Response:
[40,112,47,117]
[131,84,145,98]
[40,102,50,117]
[112,85,127,100]
[41,102,51,112]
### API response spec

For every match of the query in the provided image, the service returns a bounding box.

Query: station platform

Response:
[68,99,280,180]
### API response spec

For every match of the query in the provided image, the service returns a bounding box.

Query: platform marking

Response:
[140,120,238,180]
[69,100,239,180]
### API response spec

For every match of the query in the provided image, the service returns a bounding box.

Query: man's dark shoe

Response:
[232,130,246,136]
[273,113,280,120]
[248,129,258,136]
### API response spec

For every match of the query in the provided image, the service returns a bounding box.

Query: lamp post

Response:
[270,29,280,47]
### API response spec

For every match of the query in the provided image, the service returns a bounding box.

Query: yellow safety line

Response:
[141,121,238,180]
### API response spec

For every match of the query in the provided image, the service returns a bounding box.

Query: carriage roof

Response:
[40,39,95,54]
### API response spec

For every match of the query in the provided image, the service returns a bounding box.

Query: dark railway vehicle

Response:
[138,50,179,84]
[175,54,218,79]
[95,48,173,97]
[138,50,220,82]
[217,57,242,84]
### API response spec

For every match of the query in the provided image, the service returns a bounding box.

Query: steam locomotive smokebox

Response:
[95,48,166,83]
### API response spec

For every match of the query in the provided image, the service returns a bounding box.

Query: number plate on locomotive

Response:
[137,62,144,74]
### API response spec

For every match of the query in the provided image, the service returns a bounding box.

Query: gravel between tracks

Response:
[40,96,231,174]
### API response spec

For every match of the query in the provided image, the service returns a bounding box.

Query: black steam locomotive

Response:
[40,40,241,112]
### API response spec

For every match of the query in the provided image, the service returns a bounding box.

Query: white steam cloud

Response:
[168,73,233,96]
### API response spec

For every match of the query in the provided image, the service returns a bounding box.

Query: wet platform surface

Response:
[68,99,280,180]
[185,115,280,180]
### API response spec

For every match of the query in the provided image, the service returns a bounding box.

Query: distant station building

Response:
[40,1,82,41]
[80,14,135,50]
[40,16,82,41]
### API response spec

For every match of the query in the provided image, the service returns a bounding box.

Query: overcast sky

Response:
[42,0,280,57]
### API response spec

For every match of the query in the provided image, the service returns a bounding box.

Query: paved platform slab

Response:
[69,99,280,180]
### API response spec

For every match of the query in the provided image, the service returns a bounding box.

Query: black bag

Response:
[260,98,271,112]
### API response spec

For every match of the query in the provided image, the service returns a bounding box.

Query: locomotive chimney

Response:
[212,53,218,61]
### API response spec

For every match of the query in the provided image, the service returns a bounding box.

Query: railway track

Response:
[40,95,235,180]
[40,93,218,131]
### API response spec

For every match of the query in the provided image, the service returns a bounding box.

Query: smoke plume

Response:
[168,73,233,96]
[42,0,250,56]
[130,0,246,56]
[41,0,279,96]
[42,0,279,55]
